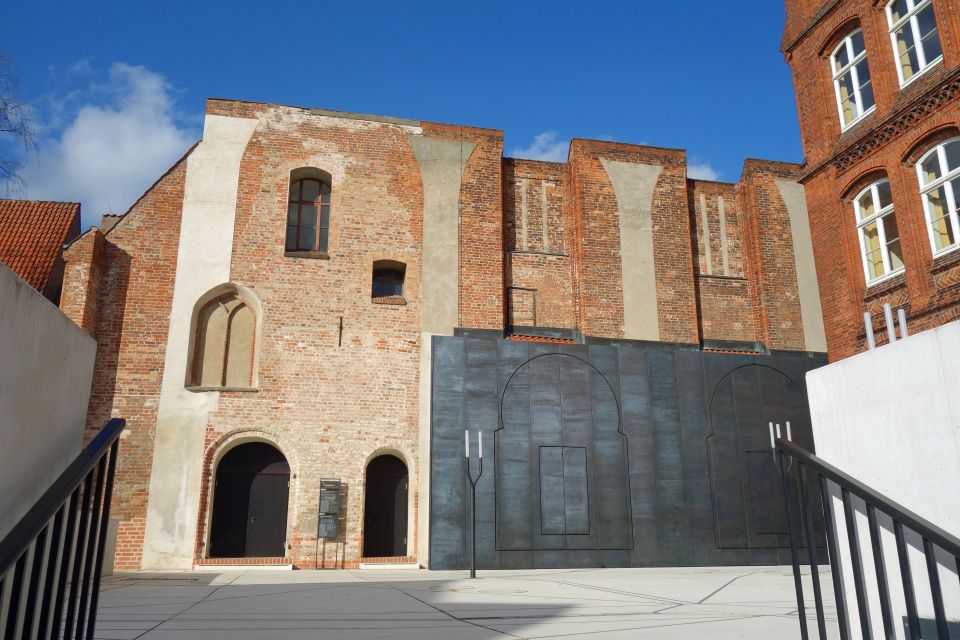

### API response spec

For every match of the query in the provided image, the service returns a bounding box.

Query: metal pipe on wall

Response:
[864,312,876,350]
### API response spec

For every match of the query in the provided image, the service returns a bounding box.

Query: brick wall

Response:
[419,121,505,331]
[567,140,700,343]
[62,96,823,570]
[688,179,757,343]
[504,159,574,329]
[61,153,190,568]
[783,0,960,360]
[185,101,426,567]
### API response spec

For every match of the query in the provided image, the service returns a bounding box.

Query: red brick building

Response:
[61,98,826,570]
[0,199,80,303]
[783,0,960,360]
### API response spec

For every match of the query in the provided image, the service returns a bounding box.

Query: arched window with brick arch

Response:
[830,28,875,129]
[852,178,903,284]
[917,137,960,256]
[187,284,262,390]
[286,167,332,254]
[886,0,942,86]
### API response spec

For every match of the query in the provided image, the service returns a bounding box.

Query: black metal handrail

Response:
[776,437,960,640]
[0,418,124,640]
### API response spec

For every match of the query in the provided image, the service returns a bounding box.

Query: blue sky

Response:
[1,1,799,227]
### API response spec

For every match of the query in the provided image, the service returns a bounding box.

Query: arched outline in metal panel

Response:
[493,350,632,555]
[705,362,800,550]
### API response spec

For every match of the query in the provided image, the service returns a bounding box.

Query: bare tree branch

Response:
[0,52,35,195]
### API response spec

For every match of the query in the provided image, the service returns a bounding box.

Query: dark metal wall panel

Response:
[465,337,500,568]
[495,340,533,551]
[676,349,718,566]
[429,335,828,570]
[429,337,467,569]
[649,348,691,565]
[619,346,660,565]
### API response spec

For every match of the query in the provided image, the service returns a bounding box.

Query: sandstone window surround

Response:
[285,167,332,258]
[831,29,876,130]
[854,179,904,285]
[371,260,407,305]
[917,138,960,257]
[886,0,943,87]
[186,284,262,392]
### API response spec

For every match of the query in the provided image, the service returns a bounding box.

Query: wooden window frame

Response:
[286,178,331,253]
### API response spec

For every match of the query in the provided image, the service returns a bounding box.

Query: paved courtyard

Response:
[93,566,836,639]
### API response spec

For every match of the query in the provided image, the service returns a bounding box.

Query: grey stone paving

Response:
[93,566,837,639]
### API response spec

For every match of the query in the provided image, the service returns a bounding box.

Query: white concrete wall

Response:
[807,320,960,638]
[0,263,96,539]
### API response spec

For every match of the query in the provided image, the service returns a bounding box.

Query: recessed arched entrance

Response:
[363,455,408,557]
[209,442,289,558]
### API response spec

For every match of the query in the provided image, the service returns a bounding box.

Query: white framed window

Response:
[855,179,904,283]
[831,30,875,129]
[917,138,960,255]
[886,0,943,86]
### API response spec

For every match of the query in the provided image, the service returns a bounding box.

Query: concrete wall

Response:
[808,320,960,638]
[0,263,95,539]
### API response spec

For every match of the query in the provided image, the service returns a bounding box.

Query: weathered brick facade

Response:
[61,98,825,570]
[783,0,960,360]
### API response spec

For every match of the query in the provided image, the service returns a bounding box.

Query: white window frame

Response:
[917,138,960,257]
[886,0,943,87]
[831,30,875,130]
[855,179,904,285]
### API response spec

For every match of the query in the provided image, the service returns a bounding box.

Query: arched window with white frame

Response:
[886,0,943,86]
[854,179,903,284]
[917,138,960,255]
[831,29,875,129]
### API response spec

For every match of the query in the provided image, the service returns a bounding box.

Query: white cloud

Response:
[22,63,197,227]
[687,160,721,181]
[510,130,568,163]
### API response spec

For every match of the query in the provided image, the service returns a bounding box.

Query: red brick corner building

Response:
[61,98,827,570]
[783,0,960,360]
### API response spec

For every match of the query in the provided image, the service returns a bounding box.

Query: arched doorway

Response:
[363,455,408,557]
[209,442,290,558]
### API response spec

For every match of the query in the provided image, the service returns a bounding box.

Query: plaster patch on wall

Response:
[718,196,729,276]
[601,159,663,341]
[409,135,475,336]
[265,104,423,136]
[776,179,827,353]
[142,114,259,569]
[699,193,712,275]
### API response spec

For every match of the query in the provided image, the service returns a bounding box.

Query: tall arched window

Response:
[286,168,331,254]
[887,0,942,86]
[854,179,903,283]
[917,138,960,255]
[189,292,257,389]
[831,29,875,129]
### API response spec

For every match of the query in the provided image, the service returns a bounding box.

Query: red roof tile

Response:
[0,200,81,292]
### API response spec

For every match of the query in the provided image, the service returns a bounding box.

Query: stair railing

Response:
[0,418,124,640]
[776,436,960,640]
